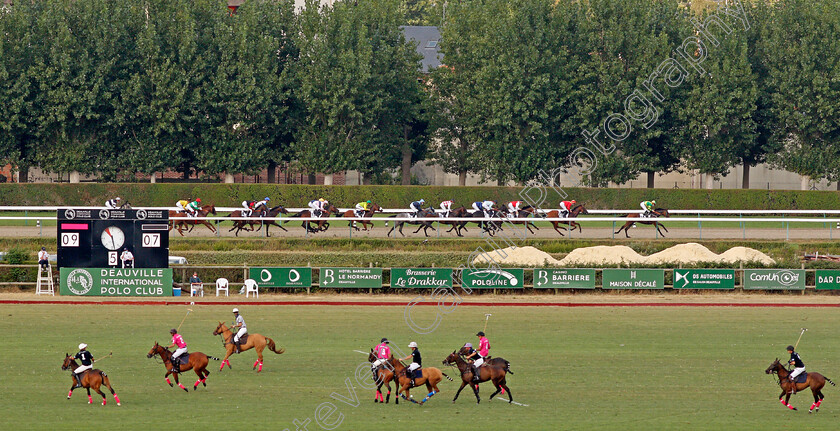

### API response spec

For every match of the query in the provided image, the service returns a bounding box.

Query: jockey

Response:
[481,200,496,219]
[440,200,454,218]
[410,199,425,217]
[186,199,202,217]
[175,199,190,214]
[309,198,328,217]
[72,343,95,389]
[640,200,656,218]
[355,200,372,218]
[560,200,577,218]
[167,329,188,373]
[242,197,270,217]
[105,197,121,209]
[466,331,490,383]
[372,338,391,368]
[231,308,247,353]
[507,200,523,215]
[787,345,806,393]
[400,342,422,387]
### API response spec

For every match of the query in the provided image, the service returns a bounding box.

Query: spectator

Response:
[189,272,202,284]
[37,247,49,269]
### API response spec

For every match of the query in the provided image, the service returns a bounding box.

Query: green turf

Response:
[3,303,839,430]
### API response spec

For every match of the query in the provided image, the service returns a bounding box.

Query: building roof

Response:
[401,26,442,73]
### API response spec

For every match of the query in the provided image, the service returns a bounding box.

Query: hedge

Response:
[1,183,840,210]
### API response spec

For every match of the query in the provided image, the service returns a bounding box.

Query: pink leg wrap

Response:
[67,390,73,398]
[88,395,93,404]
[194,380,200,387]
[165,377,171,385]
[817,399,823,407]
[102,398,107,406]
[114,394,121,404]
[258,362,263,372]
[178,383,186,390]
[787,403,795,410]
[811,402,817,410]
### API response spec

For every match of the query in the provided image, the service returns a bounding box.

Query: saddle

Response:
[234,334,249,346]
[173,353,190,366]
[792,372,808,384]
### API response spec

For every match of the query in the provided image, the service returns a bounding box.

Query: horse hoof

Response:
[182,388,188,393]
[117,403,121,406]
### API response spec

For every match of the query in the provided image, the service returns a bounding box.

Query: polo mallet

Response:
[793,328,807,350]
[176,308,194,332]
[95,352,113,363]
[483,314,492,333]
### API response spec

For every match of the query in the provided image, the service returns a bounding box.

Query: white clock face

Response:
[100,226,125,250]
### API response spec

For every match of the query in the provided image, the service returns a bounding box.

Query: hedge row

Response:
[2,184,840,210]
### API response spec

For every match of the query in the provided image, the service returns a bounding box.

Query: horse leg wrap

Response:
[787,403,795,410]
[88,395,93,404]
[67,390,73,399]
[816,399,823,407]
[102,398,107,406]
[178,383,186,390]
[113,394,121,405]
[165,377,172,385]
[194,380,200,388]
[811,402,817,411]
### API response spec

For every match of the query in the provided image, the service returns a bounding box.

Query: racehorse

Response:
[766,358,835,412]
[212,321,285,373]
[440,206,469,237]
[500,205,540,235]
[342,203,383,231]
[226,205,289,237]
[386,355,451,405]
[168,205,218,236]
[386,208,438,237]
[457,208,501,236]
[613,207,670,238]
[290,204,340,233]
[368,349,395,403]
[543,203,589,236]
[146,342,218,392]
[62,354,120,406]
[443,351,512,404]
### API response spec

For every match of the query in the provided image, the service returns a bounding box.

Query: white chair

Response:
[244,279,259,298]
[190,283,204,297]
[215,278,229,297]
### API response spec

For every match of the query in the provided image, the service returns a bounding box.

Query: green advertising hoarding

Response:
[602,269,664,289]
[533,269,596,289]
[60,268,173,296]
[249,267,312,288]
[320,268,382,288]
[744,269,805,290]
[391,268,453,289]
[815,270,840,290]
[460,268,524,289]
[673,269,736,289]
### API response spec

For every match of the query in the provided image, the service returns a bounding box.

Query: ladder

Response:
[36,264,55,296]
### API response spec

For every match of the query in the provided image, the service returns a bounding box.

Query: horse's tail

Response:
[100,371,116,392]
[207,355,221,361]
[290,212,303,218]
[504,360,513,374]
[385,214,398,227]
[267,337,286,354]
[441,372,453,382]
[827,377,836,386]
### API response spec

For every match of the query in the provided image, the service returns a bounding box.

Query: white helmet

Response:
[232,308,239,313]
[116,197,121,201]
[79,343,87,350]
[408,342,418,348]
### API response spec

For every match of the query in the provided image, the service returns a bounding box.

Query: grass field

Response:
[5,302,840,430]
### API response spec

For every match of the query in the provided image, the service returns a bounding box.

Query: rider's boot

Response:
[234,341,240,354]
[471,365,480,383]
[73,373,83,388]
[790,375,796,394]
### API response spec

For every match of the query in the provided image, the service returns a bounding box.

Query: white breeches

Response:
[640,202,649,211]
[176,202,185,212]
[440,203,452,211]
[408,363,420,372]
[74,364,92,374]
[474,357,484,367]
[172,347,187,360]
[472,203,482,212]
[791,367,806,379]
[234,328,247,342]
[372,358,385,367]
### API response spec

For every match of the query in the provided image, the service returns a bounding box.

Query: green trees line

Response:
[0,0,838,187]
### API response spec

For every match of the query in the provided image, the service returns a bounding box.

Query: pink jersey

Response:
[172,334,186,349]
[375,342,391,359]
[478,337,490,357]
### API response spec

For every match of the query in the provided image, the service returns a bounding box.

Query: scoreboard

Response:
[57,208,169,269]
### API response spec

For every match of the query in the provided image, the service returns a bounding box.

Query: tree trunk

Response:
[224,173,234,183]
[150,172,157,183]
[646,171,654,188]
[17,165,28,183]
[458,170,467,186]
[267,161,276,183]
[401,141,412,185]
[323,173,333,186]
[69,171,80,183]
[837,181,840,191]
[362,173,372,185]
[801,176,810,191]
[307,174,316,185]
[497,178,504,186]
[742,164,750,189]
[704,173,714,189]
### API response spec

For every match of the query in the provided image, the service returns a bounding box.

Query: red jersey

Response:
[375,342,391,359]
[171,334,186,349]
[560,201,574,211]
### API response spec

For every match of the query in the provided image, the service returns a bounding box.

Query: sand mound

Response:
[558,246,645,266]
[473,246,562,266]
[473,243,775,267]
